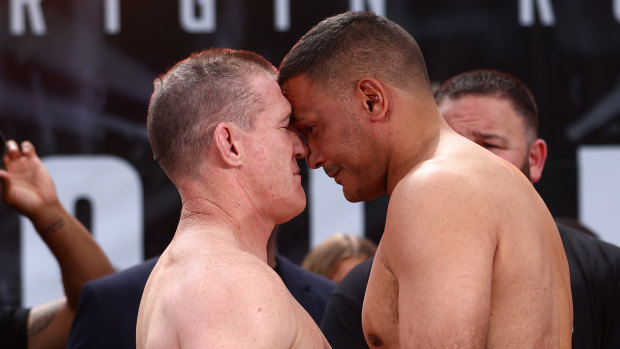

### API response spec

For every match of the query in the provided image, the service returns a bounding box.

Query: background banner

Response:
[1,0,619,307]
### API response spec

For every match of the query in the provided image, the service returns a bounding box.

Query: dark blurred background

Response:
[1,0,618,307]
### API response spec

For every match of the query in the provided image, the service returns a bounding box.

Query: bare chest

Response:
[361,259,400,348]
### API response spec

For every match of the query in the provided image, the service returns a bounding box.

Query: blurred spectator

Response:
[302,233,377,283]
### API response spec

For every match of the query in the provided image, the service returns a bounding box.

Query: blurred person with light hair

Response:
[302,233,377,283]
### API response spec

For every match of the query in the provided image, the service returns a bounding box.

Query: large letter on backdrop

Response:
[21,156,143,307]
[104,0,120,34]
[180,0,217,33]
[578,146,620,247]
[349,0,386,17]
[274,0,290,32]
[9,0,46,35]
[309,170,364,248]
[519,0,556,26]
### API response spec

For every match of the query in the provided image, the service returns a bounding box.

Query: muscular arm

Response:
[0,140,114,348]
[384,175,496,348]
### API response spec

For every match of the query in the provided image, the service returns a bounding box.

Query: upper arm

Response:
[383,174,497,347]
[28,298,75,349]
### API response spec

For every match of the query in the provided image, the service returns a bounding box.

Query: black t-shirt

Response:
[558,223,620,349]
[320,257,372,349]
[0,306,30,349]
[320,224,620,349]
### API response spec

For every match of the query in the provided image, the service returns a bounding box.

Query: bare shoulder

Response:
[171,252,300,347]
[389,134,525,229]
[383,145,507,272]
[390,152,501,226]
[139,232,330,349]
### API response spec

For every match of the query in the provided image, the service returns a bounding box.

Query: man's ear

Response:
[357,78,388,122]
[212,123,243,167]
[528,138,547,184]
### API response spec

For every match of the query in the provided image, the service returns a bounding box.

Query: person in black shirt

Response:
[320,69,620,349]
[320,257,372,347]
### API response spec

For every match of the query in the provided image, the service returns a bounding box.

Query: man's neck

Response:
[178,195,274,263]
[385,104,446,196]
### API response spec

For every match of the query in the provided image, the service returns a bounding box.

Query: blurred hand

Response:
[0,140,59,219]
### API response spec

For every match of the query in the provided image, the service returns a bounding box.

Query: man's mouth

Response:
[326,167,342,184]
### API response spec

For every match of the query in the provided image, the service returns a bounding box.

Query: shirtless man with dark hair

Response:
[280,12,572,348]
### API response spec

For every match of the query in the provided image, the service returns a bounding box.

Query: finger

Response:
[21,140,36,158]
[5,140,21,160]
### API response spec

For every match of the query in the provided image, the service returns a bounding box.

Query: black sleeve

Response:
[66,282,116,349]
[320,257,373,349]
[604,267,620,349]
[0,306,30,349]
[558,223,620,349]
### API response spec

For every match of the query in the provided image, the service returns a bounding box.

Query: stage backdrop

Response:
[1,0,619,307]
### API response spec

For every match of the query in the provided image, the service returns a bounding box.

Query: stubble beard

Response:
[339,102,385,202]
[341,168,385,203]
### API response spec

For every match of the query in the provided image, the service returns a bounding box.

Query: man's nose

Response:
[291,129,309,160]
[305,139,325,169]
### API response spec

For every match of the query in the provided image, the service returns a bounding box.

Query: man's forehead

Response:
[443,96,514,122]
[281,74,316,101]
[444,94,516,113]
[284,95,312,125]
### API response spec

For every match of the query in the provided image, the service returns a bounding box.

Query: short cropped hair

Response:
[434,69,539,141]
[301,233,377,281]
[147,48,276,178]
[278,11,431,96]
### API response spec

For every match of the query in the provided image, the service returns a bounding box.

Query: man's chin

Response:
[342,185,382,203]
[342,188,366,203]
[277,199,306,223]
